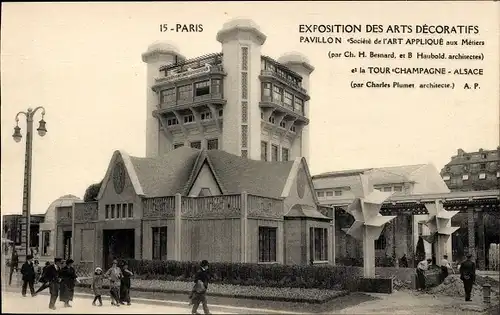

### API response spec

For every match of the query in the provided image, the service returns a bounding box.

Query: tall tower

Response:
[142,41,185,158]
[278,53,315,162]
[216,18,267,159]
[142,19,313,162]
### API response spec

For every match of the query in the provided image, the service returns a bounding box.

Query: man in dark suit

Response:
[45,258,63,310]
[191,260,211,315]
[35,261,52,294]
[9,249,19,285]
[20,254,36,297]
[459,254,476,301]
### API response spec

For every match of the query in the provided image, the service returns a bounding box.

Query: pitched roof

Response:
[313,164,427,189]
[113,148,295,198]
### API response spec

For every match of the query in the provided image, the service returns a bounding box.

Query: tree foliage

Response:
[84,181,103,202]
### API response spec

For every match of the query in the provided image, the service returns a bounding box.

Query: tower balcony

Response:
[152,64,226,91]
[259,96,309,125]
[259,70,309,98]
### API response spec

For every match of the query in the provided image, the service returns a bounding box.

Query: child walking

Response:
[92,267,104,306]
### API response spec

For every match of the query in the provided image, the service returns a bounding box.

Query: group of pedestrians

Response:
[91,259,133,307]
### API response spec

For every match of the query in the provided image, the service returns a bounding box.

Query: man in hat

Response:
[45,258,63,310]
[459,254,476,301]
[20,254,36,297]
[190,260,211,315]
[59,259,78,307]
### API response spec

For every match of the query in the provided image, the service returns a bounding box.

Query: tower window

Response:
[195,81,210,96]
[290,125,296,132]
[200,111,212,121]
[178,85,192,101]
[272,86,283,103]
[218,109,223,117]
[166,117,178,126]
[268,116,275,124]
[211,79,222,95]
[261,141,268,161]
[184,115,194,124]
[284,91,293,108]
[160,88,176,104]
[480,163,486,170]
[294,98,304,115]
[207,139,218,150]
[173,143,184,149]
[279,121,286,128]
[281,147,289,162]
[190,141,202,149]
[262,83,272,99]
[271,144,278,161]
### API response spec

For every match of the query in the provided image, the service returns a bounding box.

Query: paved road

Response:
[1,291,234,314]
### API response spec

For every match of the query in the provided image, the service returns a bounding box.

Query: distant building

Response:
[2,214,44,250]
[312,164,452,264]
[440,147,500,191]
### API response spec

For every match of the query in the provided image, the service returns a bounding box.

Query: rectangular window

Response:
[480,163,486,170]
[110,205,115,219]
[122,204,128,218]
[128,203,134,218]
[173,143,184,149]
[152,226,167,260]
[290,125,296,132]
[200,111,212,120]
[116,204,121,218]
[309,227,328,261]
[262,83,272,99]
[261,141,268,161]
[195,80,210,96]
[383,186,392,192]
[190,141,202,149]
[442,175,451,181]
[207,139,218,150]
[167,117,178,126]
[272,86,283,103]
[160,88,175,103]
[282,148,289,162]
[105,205,110,219]
[317,191,325,198]
[271,144,278,161]
[184,114,194,124]
[268,115,275,124]
[294,98,304,114]
[479,173,486,180]
[326,191,333,197]
[334,190,342,196]
[462,174,469,180]
[258,227,277,262]
[177,85,192,101]
[211,79,222,95]
[218,109,223,117]
[497,171,500,178]
[279,120,286,128]
[284,91,293,107]
[393,186,403,192]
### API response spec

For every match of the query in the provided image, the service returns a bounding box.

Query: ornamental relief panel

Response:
[183,196,241,218]
[74,202,98,223]
[56,208,72,225]
[247,196,283,219]
[143,197,175,219]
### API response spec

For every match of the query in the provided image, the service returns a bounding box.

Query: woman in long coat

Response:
[59,259,77,307]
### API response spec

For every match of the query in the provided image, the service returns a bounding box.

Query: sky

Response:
[1,2,499,215]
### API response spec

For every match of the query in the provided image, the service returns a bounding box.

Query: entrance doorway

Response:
[103,229,135,269]
[63,231,72,260]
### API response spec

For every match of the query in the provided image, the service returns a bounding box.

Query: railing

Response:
[261,95,305,117]
[247,195,284,219]
[143,196,176,219]
[159,92,225,109]
[155,64,224,84]
[260,70,308,94]
[143,194,284,219]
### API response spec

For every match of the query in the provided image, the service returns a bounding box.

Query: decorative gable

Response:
[281,158,319,212]
[188,162,222,197]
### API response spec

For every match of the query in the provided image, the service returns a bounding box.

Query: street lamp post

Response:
[12,107,47,259]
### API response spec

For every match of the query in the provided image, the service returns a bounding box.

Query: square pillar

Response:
[174,193,182,261]
[467,207,476,261]
[476,209,485,270]
[240,192,248,262]
[363,228,376,278]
